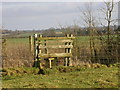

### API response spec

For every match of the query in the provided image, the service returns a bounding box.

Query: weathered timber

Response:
[34,34,39,67]
[39,45,73,49]
[65,57,68,66]
[64,34,73,66]
[38,34,42,69]
[32,34,74,68]
[49,59,52,68]
[38,39,73,44]
[38,53,72,58]
[38,37,75,40]
[48,58,55,68]
[29,36,34,53]
[49,58,55,60]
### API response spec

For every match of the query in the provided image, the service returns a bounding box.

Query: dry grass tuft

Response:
[2,42,34,68]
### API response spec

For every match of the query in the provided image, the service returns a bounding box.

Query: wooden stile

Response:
[32,34,75,68]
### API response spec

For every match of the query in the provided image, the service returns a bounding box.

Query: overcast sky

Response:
[1,2,118,30]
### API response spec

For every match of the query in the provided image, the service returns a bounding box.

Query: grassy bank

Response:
[2,64,119,88]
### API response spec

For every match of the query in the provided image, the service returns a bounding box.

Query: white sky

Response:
[1,1,119,30]
[1,0,119,2]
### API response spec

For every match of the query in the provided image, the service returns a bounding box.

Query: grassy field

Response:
[15,32,37,37]
[2,65,119,88]
[2,34,119,88]
[4,34,118,45]
[4,36,102,47]
[4,36,89,43]
[6,38,29,44]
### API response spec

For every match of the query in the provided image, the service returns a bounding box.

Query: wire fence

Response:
[1,35,120,68]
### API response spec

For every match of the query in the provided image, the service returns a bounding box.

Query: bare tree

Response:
[99,0,119,64]
[101,0,115,45]
[80,2,98,63]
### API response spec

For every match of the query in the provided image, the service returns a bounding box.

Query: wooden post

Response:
[2,39,7,68]
[34,34,38,67]
[49,60,52,68]
[66,34,69,37]
[68,34,73,66]
[38,34,43,69]
[65,58,68,66]
[48,58,54,68]
[70,34,73,37]
[29,36,33,53]
[64,34,69,66]
[38,34,42,54]
[44,40,48,54]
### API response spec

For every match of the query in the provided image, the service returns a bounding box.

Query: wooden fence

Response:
[30,34,75,68]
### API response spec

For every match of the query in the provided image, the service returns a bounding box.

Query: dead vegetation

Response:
[2,40,33,68]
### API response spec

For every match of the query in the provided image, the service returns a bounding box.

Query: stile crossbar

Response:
[31,34,75,68]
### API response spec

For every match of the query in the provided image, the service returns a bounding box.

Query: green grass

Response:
[2,66,119,88]
[4,35,105,45]
[5,38,29,44]
[4,34,118,44]
[3,35,114,49]
[16,32,36,37]
[5,36,90,44]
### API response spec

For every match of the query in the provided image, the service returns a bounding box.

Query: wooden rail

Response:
[39,45,73,49]
[30,34,75,68]
[39,53,72,58]
[38,37,75,40]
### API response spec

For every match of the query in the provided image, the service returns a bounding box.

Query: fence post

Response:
[64,34,69,66]
[44,39,49,54]
[34,34,39,67]
[29,36,34,53]
[38,34,43,69]
[69,34,73,66]
[49,59,52,68]
[2,39,7,68]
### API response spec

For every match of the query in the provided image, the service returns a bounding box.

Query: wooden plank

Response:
[49,59,52,68]
[39,45,73,48]
[48,39,73,42]
[55,39,73,42]
[38,39,73,44]
[38,37,75,40]
[65,58,68,66]
[34,34,38,67]
[38,53,72,58]
[49,58,55,60]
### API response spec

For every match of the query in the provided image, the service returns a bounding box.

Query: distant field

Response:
[3,32,118,44]
[15,32,38,37]
[2,66,118,88]
[3,36,102,48]
[6,38,29,44]
[3,35,109,42]
[5,36,90,44]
